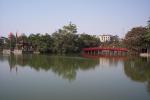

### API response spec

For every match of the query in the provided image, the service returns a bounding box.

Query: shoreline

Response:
[140,53,150,57]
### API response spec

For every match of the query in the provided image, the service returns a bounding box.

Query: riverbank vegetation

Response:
[0,22,117,54]
[0,23,101,54]
[0,18,150,54]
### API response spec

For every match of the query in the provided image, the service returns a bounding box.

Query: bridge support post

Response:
[98,50,100,55]
[90,50,92,55]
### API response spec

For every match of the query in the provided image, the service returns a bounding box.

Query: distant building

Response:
[14,40,33,54]
[99,35,111,42]
[0,37,7,44]
[0,37,8,52]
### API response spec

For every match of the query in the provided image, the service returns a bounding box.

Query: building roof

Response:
[99,34,112,36]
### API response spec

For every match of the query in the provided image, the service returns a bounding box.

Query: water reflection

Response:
[0,54,150,95]
[124,57,150,93]
[4,54,100,81]
[82,54,127,67]
[0,54,128,80]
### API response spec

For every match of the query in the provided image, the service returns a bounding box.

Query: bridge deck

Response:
[83,47,128,52]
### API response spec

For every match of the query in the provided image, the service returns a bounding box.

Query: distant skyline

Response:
[0,0,150,37]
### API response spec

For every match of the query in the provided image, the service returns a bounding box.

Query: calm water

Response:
[0,54,150,100]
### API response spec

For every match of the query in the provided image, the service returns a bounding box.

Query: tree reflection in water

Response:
[2,54,150,94]
[6,54,128,80]
[7,54,99,81]
[124,57,150,93]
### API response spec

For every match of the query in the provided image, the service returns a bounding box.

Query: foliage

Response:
[0,22,101,54]
[52,23,79,54]
[0,22,123,54]
[7,54,99,81]
[78,33,100,48]
[39,33,53,53]
[0,38,3,48]
[18,33,28,42]
[145,18,150,47]
[28,33,41,51]
[51,23,100,54]
[124,27,147,52]
[123,18,150,53]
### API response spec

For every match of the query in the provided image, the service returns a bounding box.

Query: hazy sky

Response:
[0,0,150,37]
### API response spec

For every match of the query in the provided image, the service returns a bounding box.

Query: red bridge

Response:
[82,47,128,56]
[83,47,128,51]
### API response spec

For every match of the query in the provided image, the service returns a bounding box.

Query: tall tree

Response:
[18,34,28,42]
[0,37,3,50]
[39,33,53,53]
[145,18,150,47]
[28,33,41,51]
[52,23,79,54]
[124,27,147,52]
[78,33,100,48]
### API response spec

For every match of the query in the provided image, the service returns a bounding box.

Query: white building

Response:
[99,35,111,42]
[0,37,7,44]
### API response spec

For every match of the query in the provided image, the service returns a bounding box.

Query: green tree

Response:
[124,27,147,53]
[39,33,53,53]
[18,33,28,42]
[0,37,3,50]
[109,35,123,47]
[7,54,99,81]
[52,22,79,54]
[78,33,100,48]
[145,18,150,50]
[28,33,41,51]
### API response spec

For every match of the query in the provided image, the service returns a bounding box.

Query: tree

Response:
[52,22,79,54]
[124,27,147,53]
[39,33,53,53]
[18,34,28,42]
[28,33,41,51]
[145,18,150,49]
[0,37,3,46]
[63,22,77,34]
[0,37,3,50]
[78,33,100,48]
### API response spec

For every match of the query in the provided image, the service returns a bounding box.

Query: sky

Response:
[0,0,150,37]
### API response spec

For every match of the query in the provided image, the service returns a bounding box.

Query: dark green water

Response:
[0,54,150,100]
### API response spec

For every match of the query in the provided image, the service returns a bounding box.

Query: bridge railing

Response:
[82,47,128,52]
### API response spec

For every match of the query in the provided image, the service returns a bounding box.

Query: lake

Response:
[0,54,150,100]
